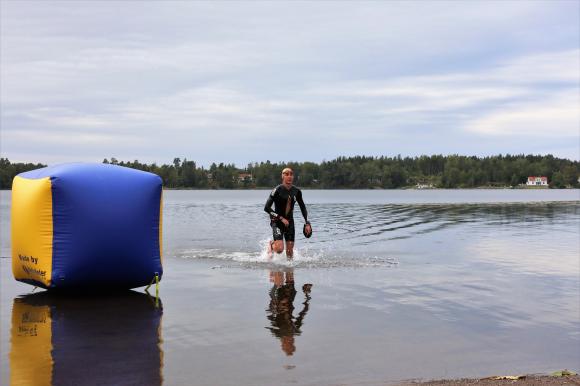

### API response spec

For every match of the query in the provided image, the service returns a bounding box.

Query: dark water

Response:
[1,190,579,385]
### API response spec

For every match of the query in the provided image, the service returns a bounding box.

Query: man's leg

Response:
[273,240,284,254]
[285,222,295,259]
[271,223,285,255]
[285,241,294,259]
[268,240,285,256]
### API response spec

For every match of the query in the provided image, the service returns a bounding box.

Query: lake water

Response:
[1,189,579,386]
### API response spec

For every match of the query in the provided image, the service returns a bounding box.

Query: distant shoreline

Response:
[2,154,579,190]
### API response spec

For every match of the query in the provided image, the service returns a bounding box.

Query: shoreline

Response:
[395,373,580,386]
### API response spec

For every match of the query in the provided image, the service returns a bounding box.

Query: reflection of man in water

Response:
[266,269,312,356]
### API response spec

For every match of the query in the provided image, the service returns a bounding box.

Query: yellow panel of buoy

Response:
[11,176,53,288]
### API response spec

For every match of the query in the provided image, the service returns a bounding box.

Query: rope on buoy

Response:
[145,272,160,307]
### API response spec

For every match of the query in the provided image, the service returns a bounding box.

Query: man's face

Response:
[282,169,294,185]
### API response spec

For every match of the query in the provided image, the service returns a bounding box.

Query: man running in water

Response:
[264,167,311,259]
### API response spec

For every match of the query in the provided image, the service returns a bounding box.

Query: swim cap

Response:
[303,222,312,238]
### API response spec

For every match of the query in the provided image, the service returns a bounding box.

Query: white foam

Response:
[175,239,324,266]
[229,238,324,266]
[174,239,399,268]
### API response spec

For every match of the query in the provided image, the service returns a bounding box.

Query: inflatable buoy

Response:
[11,163,163,289]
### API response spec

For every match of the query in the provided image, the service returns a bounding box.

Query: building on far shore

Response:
[526,176,548,186]
[237,172,254,184]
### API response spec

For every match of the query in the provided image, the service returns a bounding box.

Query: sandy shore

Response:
[397,374,580,386]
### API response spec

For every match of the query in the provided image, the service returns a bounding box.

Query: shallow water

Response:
[1,190,579,386]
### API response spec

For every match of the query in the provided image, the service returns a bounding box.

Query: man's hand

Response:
[280,217,289,227]
[304,223,312,235]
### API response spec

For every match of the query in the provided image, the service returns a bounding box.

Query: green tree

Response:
[562,165,578,187]
[550,172,566,188]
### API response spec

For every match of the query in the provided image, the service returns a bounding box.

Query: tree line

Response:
[1,154,578,189]
[0,158,47,189]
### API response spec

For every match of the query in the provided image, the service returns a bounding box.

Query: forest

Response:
[1,154,578,189]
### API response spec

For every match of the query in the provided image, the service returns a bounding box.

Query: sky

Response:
[1,1,579,167]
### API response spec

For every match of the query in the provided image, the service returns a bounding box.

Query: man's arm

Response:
[264,188,279,220]
[296,189,308,222]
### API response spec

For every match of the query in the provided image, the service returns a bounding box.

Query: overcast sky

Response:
[1,1,578,167]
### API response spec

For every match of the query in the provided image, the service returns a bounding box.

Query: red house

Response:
[526,176,548,186]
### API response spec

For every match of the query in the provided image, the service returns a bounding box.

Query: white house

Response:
[526,176,548,186]
[237,172,254,183]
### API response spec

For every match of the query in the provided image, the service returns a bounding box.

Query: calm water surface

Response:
[1,190,579,386]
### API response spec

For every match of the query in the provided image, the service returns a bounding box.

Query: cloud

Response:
[302,49,579,136]
[466,91,579,137]
[1,2,579,164]
[491,49,580,85]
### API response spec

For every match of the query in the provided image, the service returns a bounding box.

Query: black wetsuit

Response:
[264,185,308,242]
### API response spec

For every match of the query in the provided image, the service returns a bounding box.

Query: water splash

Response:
[174,238,398,269]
